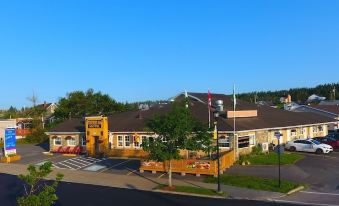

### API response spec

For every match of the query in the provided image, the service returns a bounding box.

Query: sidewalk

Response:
[0,163,282,200]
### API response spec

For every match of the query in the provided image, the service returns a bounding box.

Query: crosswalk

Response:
[51,156,106,171]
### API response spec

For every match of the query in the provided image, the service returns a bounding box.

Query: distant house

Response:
[307,94,326,103]
[289,105,339,131]
[284,102,300,111]
[280,94,292,104]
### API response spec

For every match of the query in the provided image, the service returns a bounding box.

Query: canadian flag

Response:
[208,90,212,109]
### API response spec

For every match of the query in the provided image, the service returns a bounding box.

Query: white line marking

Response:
[99,160,131,173]
[57,162,74,170]
[63,160,82,169]
[67,158,88,166]
[301,191,339,196]
[52,164,60,168]
[73,158,93,164]
[270,199,339,206]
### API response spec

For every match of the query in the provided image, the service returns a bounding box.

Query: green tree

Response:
[54,89,136,119]
[142,102,212,187]
[17,162,64,206]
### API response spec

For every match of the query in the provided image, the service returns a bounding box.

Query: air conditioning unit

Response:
[261,142,269,152]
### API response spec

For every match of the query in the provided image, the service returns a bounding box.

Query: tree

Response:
[17,162,64,206]
[54,89,136,119]
[142,102,212,187]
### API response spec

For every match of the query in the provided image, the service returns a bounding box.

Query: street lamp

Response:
[214,100,224,193]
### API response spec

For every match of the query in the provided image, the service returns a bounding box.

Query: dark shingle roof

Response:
[49,92,335,133]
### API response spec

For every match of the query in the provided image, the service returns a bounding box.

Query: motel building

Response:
[47,92,335,159]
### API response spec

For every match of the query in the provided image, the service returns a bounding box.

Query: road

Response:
[0,173,298,206]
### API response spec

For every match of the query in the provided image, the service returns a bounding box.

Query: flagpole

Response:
[233,84,237,160]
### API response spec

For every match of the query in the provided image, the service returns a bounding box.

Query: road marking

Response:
[72,158,93,164]
[67,158,88,166]
[301,191,339,196]
[126,168,137,176]
[63,160,82,169]
[31,154,63,165]
[57,162,75,170]
[270,199,339,206]
[158,173,166,178]
[99,160,131,173]
[52,164,60,168]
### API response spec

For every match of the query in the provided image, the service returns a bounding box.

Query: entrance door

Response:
[94,136,100,155]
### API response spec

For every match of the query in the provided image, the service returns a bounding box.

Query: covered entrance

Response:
[85,117,109,156]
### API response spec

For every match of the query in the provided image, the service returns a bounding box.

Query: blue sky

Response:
[1,0,338,109]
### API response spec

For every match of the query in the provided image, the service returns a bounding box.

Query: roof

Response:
[319,100,339,106]
[49,92,335,133]
[308,105,339,116]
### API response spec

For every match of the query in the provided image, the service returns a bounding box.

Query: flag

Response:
[233,84,237,109]
[213,124,218,140]
[208,90,212,109]
[184,90,189,108]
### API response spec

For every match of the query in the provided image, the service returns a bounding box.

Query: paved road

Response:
[0,173,298,206]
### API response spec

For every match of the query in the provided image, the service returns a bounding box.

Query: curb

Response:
[153,189,227,199]
[286,186,305,195]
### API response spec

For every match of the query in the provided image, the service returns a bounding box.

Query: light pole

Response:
[214,113,221,193]
[274,132,282,188]
[214,100,224,193]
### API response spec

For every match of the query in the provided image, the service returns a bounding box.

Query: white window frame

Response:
[81,137,86,146]
[133,135,142,148]
[117,135,123,147]
[313,126,318,133]
[124,135,131,147]
[249,134,256,145]
[54,137,62,146]
[318,125,324,132]
[67,137,76,146]
[219,135,230,148]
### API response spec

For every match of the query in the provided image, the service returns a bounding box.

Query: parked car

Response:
[313,137,339,149]
[285,139,333,154]
[327,133,339,141]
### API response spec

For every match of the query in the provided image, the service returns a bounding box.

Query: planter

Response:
[0,155,21,163]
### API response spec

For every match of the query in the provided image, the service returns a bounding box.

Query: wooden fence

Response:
[140,150,235,177]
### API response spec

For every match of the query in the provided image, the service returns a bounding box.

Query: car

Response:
[285,139,333,154]
[313,137,339,149]
[327,133,339,141]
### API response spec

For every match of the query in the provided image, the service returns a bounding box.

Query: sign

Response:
[4,128,16,157]
[274,132,282,139]
[213,124,217,140]
[274,145,284,154]
[87,120,102,128]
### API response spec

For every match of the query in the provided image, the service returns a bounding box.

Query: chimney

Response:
[43,101,47,108]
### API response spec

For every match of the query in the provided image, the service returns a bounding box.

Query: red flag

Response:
[208,90,212,109]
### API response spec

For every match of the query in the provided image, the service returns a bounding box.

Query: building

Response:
[0,119,16,142]
[290,105,339,131]
[47,92,335,157]
[307,94,326,103]
[319,100,339,106]
[280,94,292,104]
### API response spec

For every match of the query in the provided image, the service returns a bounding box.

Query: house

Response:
[279,94,292,104]
[290,105,339,131]
[47,92,334,157]
[307,94,326,103]
[284,102,300,111]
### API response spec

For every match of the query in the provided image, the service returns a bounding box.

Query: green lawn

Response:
[240,152,304,165]
[157,185,226,197]
[204,174,302,193]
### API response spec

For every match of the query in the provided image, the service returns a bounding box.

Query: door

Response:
[302,140,314,152]
[94,136,100,155]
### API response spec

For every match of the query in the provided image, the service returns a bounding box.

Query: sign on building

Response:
[4,128,16,157]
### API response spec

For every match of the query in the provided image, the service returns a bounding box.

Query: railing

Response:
[16,129,31,136]
[140,149,235,176]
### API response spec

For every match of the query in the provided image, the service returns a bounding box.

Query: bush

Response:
[26,128,48,144]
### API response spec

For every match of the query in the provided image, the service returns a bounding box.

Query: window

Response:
[54,137,62,146]
[134,135,141,148]
[125,136,130,147]
[290,129,297,137]
[81,137,86,146]
[117,136,123,147]
[313,126,318,133]
[219,136,230,148]
[318,126,324,132]
[238,136,251,148]
[300,128,304,135]
[249,134,256,145]
[67,137,76,146]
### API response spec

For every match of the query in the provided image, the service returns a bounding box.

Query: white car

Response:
[285,139,333,154]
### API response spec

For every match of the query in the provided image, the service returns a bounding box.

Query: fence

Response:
[140,149,235,177]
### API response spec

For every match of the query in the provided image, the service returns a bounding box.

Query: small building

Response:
[308,94,326,103]
[47,92,334,157]
[0,119,16,142]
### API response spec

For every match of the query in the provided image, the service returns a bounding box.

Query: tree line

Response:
[237,83,338,104]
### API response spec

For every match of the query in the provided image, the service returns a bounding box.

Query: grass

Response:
[239,152,304,165]
[157,185,226,197]
[0,138,36,147]
[204,174,303,193]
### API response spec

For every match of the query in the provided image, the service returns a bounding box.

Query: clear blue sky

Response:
[1,0,339,109]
